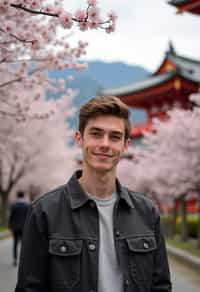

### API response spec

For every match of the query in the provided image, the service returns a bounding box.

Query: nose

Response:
[100,135,110,148]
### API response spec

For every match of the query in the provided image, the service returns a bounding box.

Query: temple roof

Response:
[100,43,200,96]
[157,42,200,82]
[168,0,189,5]
[100,72,175,96]
[168,0,200,14]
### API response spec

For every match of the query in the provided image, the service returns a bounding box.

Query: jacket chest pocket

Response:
[126,236,157,281]
[49,238,82,290]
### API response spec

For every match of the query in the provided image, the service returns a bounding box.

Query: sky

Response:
[65,0,200,72]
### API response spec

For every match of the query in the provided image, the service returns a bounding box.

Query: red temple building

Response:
[168,0,200,15]
[100,43,200,214]
[100,42,200,138]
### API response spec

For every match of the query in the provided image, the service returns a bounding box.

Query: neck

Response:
[79,165,116,199]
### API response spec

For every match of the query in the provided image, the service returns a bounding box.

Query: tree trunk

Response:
[180,195,188,241]
[171,198,178,238]
[197,193,200,248]
[0,193,9,226]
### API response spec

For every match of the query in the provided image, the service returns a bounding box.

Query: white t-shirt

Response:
[88,192,123,292]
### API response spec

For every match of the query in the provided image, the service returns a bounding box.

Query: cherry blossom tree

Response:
[0,0,116,120]
[0,89,81,225]
[0,0,117,224]
[118,92,200,244]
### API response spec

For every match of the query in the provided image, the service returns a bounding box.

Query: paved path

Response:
[0,239,17,292]
[0,238,200,292]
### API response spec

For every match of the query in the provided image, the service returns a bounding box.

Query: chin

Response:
[91,163,115,173]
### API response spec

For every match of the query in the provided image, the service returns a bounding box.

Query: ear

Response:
[75,131,83,147]
[124,138,131,151]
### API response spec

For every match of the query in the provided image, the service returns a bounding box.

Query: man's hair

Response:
[78,96,131,140]
[17,191,25,198]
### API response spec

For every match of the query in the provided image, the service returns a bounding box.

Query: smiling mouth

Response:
[94,153,112,158]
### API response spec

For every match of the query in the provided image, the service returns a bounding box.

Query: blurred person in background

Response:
[8,191,29,266]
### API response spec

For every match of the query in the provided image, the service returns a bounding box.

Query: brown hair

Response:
[78,96,131,140]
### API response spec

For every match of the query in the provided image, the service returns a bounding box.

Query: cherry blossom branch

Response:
[11,3,58,17]
[0,27,34,44]
[0,64,47,88]
[11,3,91,22]
[0,109,17,117]
[10,2,115,31]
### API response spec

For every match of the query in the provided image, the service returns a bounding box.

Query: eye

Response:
[111,135,121,141]
[91,132,101,137]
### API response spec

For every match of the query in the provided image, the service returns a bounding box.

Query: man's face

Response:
[75,115,130,173]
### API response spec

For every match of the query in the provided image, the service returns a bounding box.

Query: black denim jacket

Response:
[15,170,172,292]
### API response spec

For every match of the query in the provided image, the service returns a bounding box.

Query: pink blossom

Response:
[54,5,63,15]
[34,93,41,100]
[78,21,88,31]
[4,20,15,33]
[88,20,99,29]
[75,9,86,21]
[1,0,10,6]
[87,0,97,6]
[0,0,10,12]
[78,40,88,48]
[43,4,54,14]
[31,38,41,50]
[106,23,115,33]
[108,10,117,21]
[88,6,99,20]
[54,59,64,70]
[30,0,41,9]
[59,12,73,29]
[24,106,30,112]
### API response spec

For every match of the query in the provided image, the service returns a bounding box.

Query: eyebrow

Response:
[89,127,123,136]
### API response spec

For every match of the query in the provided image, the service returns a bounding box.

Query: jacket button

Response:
[143,242,149,249]
[125,279,130,286]
[89,243,96,251]
[116,230,120,237]
[60,245,67,252]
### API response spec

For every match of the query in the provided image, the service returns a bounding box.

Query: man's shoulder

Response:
[32,184,68,209]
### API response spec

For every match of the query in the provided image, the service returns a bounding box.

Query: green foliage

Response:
[166,237,200,257]
[161,215,174,236]
[0,225,7,232]
[175,215,198,238]
[161,214,199,238]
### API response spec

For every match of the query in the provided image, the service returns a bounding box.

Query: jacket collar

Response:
[66,170,134,210]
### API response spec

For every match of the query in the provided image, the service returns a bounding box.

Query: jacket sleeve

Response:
[151,208,172,292]
[15,203,49,292]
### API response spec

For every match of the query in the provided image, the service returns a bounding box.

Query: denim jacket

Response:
[15,170,172,292]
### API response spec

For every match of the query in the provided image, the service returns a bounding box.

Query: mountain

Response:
[49,61,150,128]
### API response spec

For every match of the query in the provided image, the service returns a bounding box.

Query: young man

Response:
[15,96,172,292]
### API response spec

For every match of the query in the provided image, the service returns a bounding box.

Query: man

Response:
[15,96,172,292]
[9,191,29,266]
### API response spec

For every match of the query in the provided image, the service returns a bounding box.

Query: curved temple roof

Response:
[101,72,175,96]
[168,0,189,4]
[100,43,200,97]
[168,0,200,14]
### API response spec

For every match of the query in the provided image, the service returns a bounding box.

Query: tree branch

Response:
[0,27,34,44]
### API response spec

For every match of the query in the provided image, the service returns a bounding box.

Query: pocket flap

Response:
[49,239,83,256]
[127,236,157,253]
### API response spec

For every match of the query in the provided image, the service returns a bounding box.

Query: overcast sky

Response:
[66,0,200,72]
